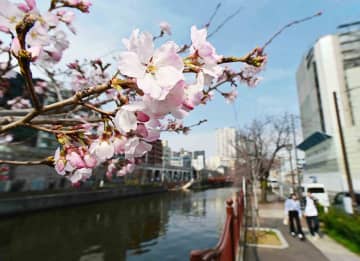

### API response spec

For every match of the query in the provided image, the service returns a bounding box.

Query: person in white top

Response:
[284,193,304,239]
[304,192,320,238]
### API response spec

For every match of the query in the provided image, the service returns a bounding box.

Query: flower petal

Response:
[118,51,146,78]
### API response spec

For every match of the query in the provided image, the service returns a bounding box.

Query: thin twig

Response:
[80,102,115,117]
[262,11,322,50]
[204,3,222,28]
[0,158,53,166]
[208,6,243,39]
[24,123,84,134]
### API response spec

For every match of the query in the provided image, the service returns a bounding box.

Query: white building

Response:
[162,140,172,166]
[206,156,222,170]
[192,150,206,170]
[216,127,238,168]
[296,21,360,193]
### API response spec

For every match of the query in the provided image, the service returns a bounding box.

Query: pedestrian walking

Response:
[304,191,320,239]
[284,193,304,240]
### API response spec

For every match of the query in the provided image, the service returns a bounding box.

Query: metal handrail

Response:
[190,190,244,261]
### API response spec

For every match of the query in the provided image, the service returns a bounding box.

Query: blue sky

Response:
[38,0,360,157]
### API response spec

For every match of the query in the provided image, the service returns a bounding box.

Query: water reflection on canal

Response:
[0,187,238,261]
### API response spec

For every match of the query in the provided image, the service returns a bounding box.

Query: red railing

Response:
[190,191,244,261]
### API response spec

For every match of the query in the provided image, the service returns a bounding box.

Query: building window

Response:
[313,62,326,132]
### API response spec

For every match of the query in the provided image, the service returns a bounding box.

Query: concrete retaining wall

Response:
[0,185,167,216]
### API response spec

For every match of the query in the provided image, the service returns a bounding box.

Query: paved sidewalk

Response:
[244,193,360,261]
[307,233,360,261]
[244,218,328,261]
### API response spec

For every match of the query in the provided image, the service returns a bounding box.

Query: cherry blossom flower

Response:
[116,163,135,177]
[69,168,92,183]
[114,108,137,134]
[17,0,36,13]
[7,97,31,109]
[11,37,42,61]
[66,150,86,168]
[183,72,205,111]
[125,137,152,160]
[160,21,171,35]
[190,26,224,81]
[140,80,187,119]
[83,153,97,168]
[89,139,115,162]
[222,88,238,103]
[112,135,126,154]
[0,0,26,33]
[118,30,184,100]
[26,22,51,47]
[54,147,68,175]
[0,134,13,144]
[66,0,92,13]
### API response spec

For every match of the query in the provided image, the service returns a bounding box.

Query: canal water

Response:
[0,187,239,261]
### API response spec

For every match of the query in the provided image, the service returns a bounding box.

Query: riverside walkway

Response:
[244,193,360,261]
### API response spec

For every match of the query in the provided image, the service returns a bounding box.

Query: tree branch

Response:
[0,158,53,166]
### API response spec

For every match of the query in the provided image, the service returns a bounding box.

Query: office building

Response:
[296,21,360,192]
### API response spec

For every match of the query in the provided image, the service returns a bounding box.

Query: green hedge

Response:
[321,208,360,254]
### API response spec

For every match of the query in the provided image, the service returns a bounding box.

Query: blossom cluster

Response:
[0,0,266,183]
[0,0,91,65]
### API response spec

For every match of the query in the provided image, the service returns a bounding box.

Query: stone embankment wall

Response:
[0,185,166,216]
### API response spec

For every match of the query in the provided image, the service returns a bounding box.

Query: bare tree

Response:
[236,113,292,203]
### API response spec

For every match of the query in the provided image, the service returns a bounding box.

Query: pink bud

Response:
[10,38,21,56]
[136,111,150,122]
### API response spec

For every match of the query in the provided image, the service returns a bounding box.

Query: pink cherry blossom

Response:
[0,134,13,144]
[223,88,238,103]
[136,124,149,138]
[118,30,184,100]
[54,147,67,175]
[11,37,42,61]
[7,97,31,109]
[190,26,222,64]
[112,135,126,154]
[117,167,127,176]
[136,111,150,122]
[66,150,86,168]
[114,108,137,134]
[125,137,152,160]
[57,10,75,25]
[160,21,171,35]
[144,80,186,119]
[183,72,205,110]
[190,26,224,80]
[69,168,92,183]
[0,0,25,33]
[84,153,97,168]
[90,139,115,162]
[17,0,36,12]
[66,0,92,12]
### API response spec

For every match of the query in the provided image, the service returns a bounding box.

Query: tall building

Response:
[161,140,172,166]
[143,140,163,165]
[296,21,360,193]
[216,127,238,168]
[192,150,206,170]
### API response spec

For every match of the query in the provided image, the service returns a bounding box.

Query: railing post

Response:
[226,199,235,261]
[190,250,205,261]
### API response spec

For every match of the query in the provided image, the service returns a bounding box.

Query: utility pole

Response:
[287,144,296,194]
[291,114,302,198]
[333,91,357,209]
